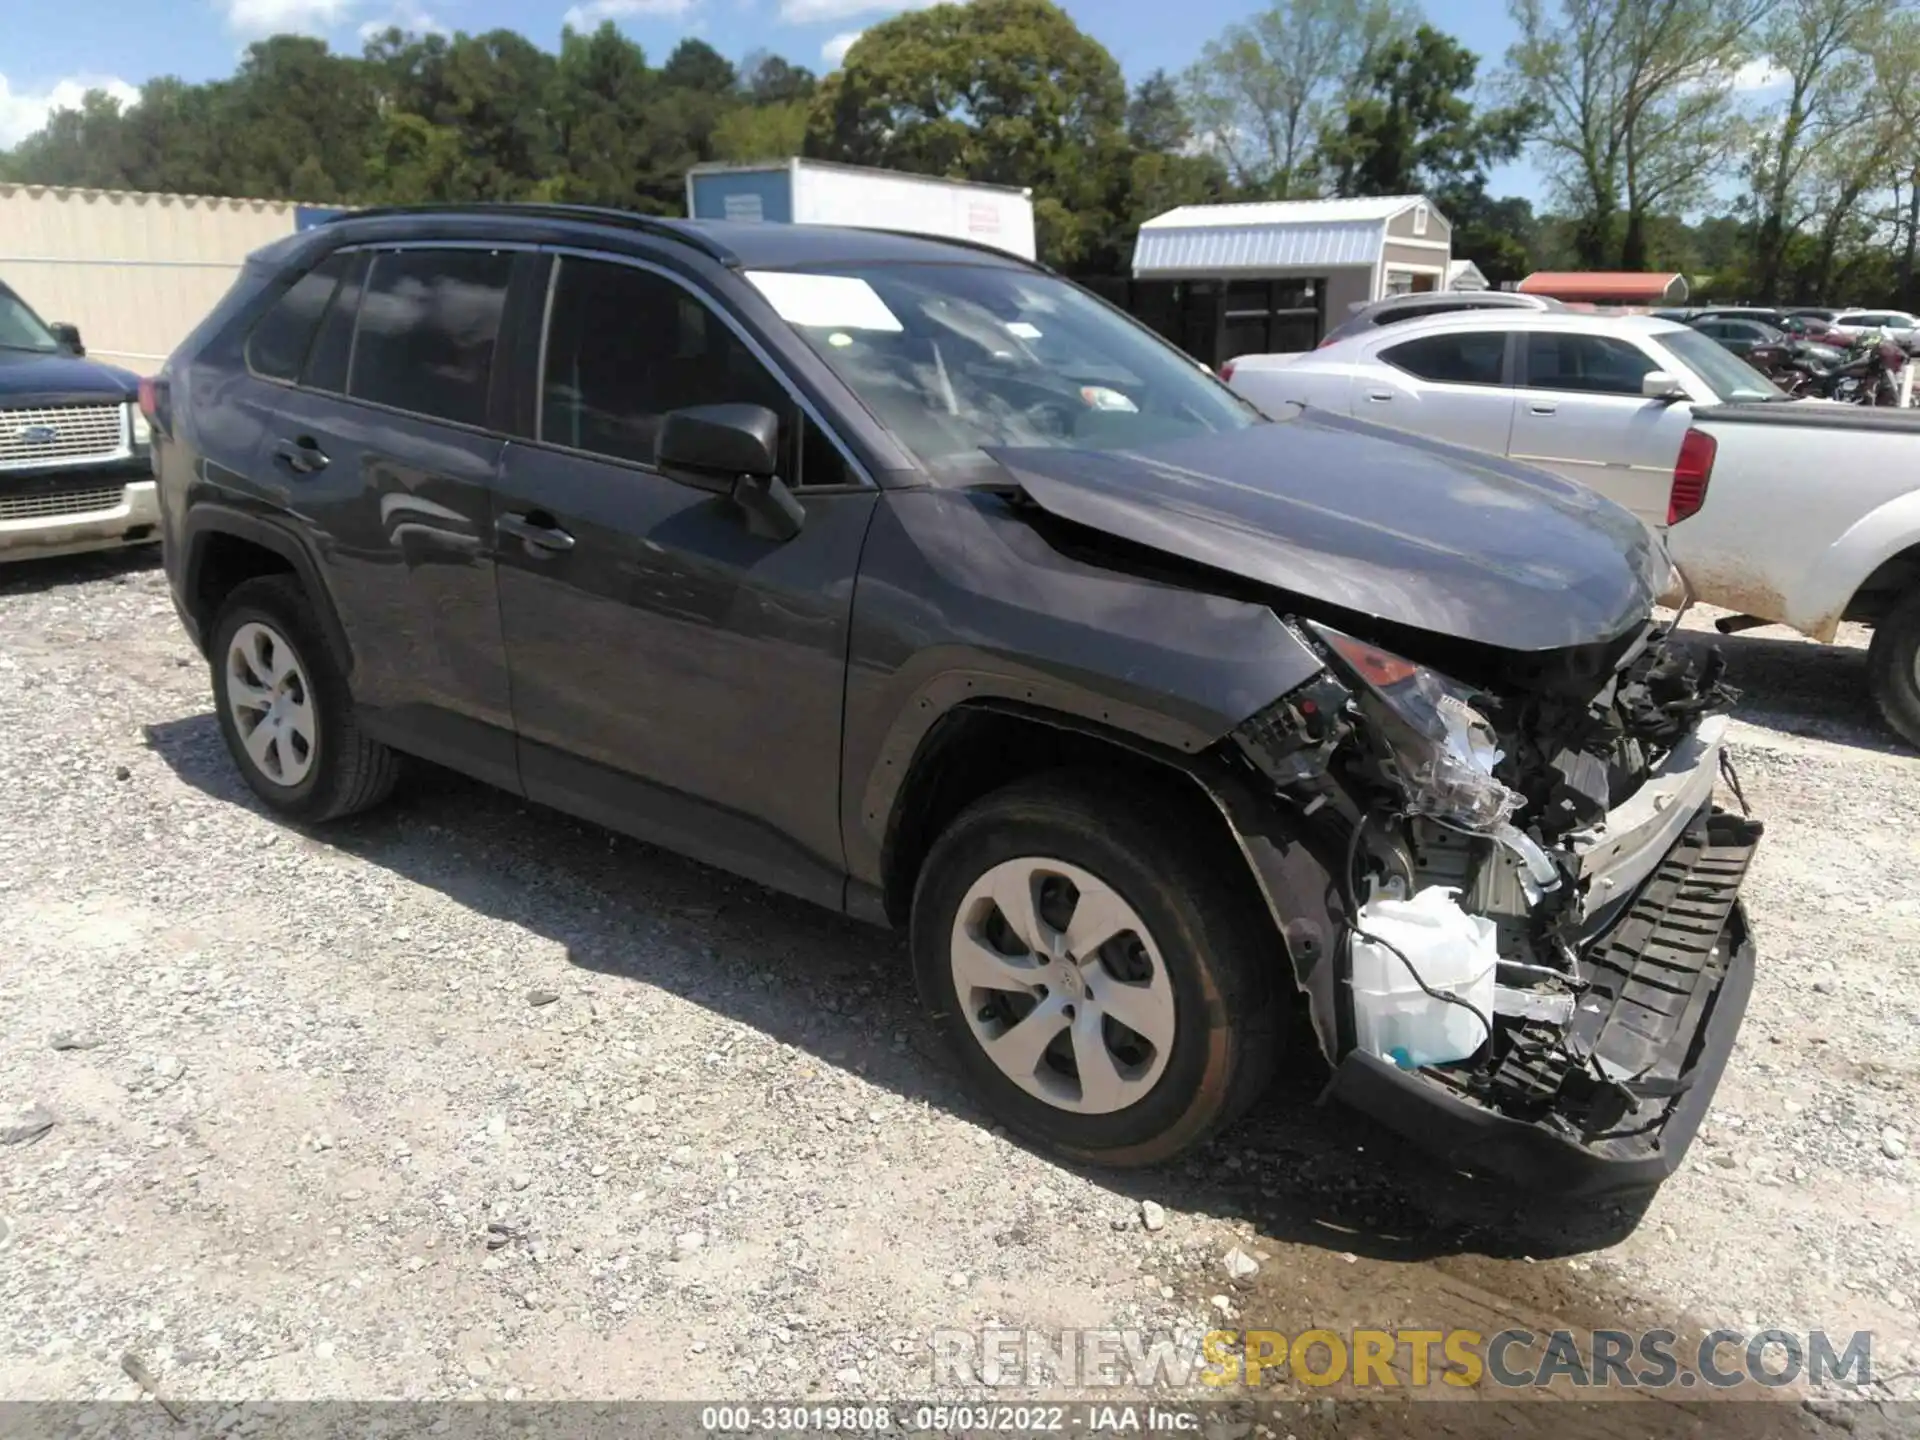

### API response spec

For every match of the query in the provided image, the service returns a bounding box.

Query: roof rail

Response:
[323,203,740,266]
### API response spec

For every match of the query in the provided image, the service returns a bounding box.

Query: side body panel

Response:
[493,441,877,908]
[1507,333,1693,525]
[1671,409,1920,637]
[260,386,514,787]
[1348,330,1517,454]
[839,485,1327,890]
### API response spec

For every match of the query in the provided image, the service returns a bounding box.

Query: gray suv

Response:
[146,205,1759,1190]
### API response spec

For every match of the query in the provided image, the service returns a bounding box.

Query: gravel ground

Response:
[1,548,1915,1420]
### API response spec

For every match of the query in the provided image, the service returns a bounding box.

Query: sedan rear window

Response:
[1380,331,1507,386]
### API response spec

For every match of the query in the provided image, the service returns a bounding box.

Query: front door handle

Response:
[1366,389,1393,402]
[1529,402,1558,416]
[272,436,329,474]
[497,511,576,553]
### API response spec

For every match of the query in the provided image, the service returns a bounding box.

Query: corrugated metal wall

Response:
[0,185,302,372]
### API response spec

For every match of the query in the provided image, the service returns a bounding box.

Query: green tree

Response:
[1509,0,1769,269]
[661,39,737,94]
[1183,0,1413,197]
[740,52,817,105]
[1126,69,1191,154]
[547,23,653,205]
[1323,27,1534,199]
[1743,0,1886,297]
[809,0,1130,266]
[713,102,811,162]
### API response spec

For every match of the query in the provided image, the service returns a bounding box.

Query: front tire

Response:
[1869,586,1920,749]
[209,575,399,821]
[910,772,1283,1166]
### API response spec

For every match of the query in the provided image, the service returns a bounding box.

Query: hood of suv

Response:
[989,413,1668,653]
[0,349,139,404]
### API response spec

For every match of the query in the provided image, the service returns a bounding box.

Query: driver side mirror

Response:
[50,321,84,356]
[1641,370,1687,401]
[656,402,804,542]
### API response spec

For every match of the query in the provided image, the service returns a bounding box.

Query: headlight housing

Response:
[1309,623,1522,833]
[129,400,151,447]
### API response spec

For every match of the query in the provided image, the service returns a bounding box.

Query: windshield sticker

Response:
[746,272,904,333]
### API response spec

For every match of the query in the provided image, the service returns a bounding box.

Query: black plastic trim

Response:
[1321,901,1756,1196]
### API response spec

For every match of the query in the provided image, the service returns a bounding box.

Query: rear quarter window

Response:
[245,253,350,382]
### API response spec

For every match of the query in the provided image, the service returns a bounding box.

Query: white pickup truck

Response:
[1665,404,1920,746]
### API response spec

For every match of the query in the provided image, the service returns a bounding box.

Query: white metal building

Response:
[0,184,307,371]
[1132,196,1452,352]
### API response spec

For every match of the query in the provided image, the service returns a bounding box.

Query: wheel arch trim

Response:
[181,504,355,680]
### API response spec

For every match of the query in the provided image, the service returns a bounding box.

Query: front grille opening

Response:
[0,485,126,521]
[1,404,130,471]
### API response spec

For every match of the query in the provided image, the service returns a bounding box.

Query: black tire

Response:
[209,574,399,821]
[909,771,1283,1167]
[1869,586,1920,749]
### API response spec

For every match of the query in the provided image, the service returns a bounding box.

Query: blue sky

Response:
[0,0,1538,192]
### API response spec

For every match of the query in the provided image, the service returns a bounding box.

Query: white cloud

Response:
[821,30,861,65]
[781,0,941,22]
[562,0,697,27]
[0,73,141,147]
[222,0,360,36]
[358,0,449,39]
[1730,59,1788,92]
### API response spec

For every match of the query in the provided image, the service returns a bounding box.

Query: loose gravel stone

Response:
[0,564,1913,1408]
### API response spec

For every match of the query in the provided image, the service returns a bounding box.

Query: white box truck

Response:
[686,158,1037,262]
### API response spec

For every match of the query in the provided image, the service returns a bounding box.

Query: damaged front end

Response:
[1228,615,1762,1194]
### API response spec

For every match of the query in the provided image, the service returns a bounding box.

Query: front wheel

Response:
[910,772,1282,1166]
[1869,587,1920,749]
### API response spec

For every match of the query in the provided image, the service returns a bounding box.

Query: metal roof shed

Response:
[1134,195,1450,297]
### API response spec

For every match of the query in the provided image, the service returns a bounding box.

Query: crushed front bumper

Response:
[1323,805,1762,1195]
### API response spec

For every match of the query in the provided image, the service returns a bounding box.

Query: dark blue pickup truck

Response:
[1,277,156,562]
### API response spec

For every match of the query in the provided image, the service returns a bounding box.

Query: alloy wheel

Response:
[224,621,317,788]
[949,857,1176,1114]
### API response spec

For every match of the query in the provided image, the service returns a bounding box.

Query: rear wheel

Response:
[209,575,399,821]
[910,772,1282,1166]
[1868,587,1920,749]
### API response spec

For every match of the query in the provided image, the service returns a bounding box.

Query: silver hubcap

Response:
[225,621,316,787]
[950,857,1176,1115]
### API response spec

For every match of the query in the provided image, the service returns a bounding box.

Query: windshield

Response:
[747,263,1261,476]
[1656,326,1785,402]
[0,284,60,353]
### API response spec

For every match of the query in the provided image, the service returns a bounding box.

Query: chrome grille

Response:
[0,485,126,521]
[0,404,129,471]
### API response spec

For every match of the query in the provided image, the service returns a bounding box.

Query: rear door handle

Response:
[1529,402,1558,416]
[272,436,329,474]
[497,511,576,553]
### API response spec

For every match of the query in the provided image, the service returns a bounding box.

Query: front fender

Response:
[1788,488,1920,640]
[841,486,1326,886]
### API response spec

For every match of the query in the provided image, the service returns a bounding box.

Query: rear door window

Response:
[1380,330,1508,386]
[1523,332,1657,396]
[347,249,513,428]
[245,253,350,382]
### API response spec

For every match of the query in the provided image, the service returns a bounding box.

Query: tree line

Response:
[2,0,1916,302]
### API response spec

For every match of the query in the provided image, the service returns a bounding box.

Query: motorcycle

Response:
[1788,336,1908,405]
[1747,338,1849,395]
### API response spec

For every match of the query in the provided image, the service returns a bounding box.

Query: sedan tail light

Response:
[1668,428,1716,525]
[137,376,158,420]
[1219,360,1237,382]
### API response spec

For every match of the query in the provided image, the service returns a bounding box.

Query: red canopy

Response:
[1517,272,1689,304]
